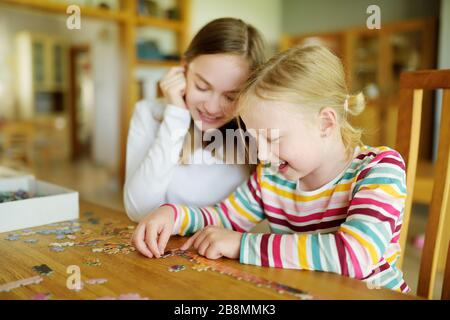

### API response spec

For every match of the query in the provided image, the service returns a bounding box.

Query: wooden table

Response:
[0,200,420,300]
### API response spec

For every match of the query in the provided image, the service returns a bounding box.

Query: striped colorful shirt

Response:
[167,146,410,293]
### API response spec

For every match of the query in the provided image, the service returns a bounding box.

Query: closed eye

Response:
[195,83,208,91]
[225,95,236,102]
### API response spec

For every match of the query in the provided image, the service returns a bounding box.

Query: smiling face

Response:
[185,54,250,131]
[240,98,326,182]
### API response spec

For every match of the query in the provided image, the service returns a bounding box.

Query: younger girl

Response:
[132,45,409,293]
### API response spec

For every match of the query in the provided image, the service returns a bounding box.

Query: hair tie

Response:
[344,95,350,113]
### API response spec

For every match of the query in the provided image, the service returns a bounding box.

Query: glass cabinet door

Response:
[53,44,64,87]
[32,41,45,85]
[352,35,379,99]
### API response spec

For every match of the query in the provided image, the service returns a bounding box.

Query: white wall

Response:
[73,22,121,171]
[0,4,120,170]
[189,0,282,54]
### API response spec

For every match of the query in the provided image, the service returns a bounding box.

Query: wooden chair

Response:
[443,242,450,300]
[395,69,450,299]
[1,121,35,169]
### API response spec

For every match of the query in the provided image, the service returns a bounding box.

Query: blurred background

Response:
[0,0,448,297]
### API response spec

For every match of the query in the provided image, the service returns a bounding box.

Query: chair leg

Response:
[442,244,450,300]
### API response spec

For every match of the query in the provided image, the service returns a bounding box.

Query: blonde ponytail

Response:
[346,92,365,117]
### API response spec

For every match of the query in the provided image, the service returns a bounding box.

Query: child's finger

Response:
[197,240,210,256]
[205,245,221,260]
[157,225,172,255]
[145,224,161,258]
[192,231,208,250]
[180,230,202,250]
[133,224,153,258]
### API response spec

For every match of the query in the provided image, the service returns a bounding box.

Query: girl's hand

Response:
[180,226,242,260]
[131,206,175,258]
[159,66,187,109]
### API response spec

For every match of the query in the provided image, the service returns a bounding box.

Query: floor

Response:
[19,157,445,299]
[31,157,124,213]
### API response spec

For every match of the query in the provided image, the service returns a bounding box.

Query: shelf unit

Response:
[2,0,191,185]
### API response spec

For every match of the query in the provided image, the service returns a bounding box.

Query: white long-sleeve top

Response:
[123,99,251,222]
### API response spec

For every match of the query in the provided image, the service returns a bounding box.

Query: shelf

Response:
[137,59,180,68]
[136,15,181,31]
[1,0,128,22]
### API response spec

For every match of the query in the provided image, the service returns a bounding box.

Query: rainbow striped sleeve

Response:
[169,167,266,236]
[240,150,407,281]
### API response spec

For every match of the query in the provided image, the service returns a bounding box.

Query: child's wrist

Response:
[160,203,178,222]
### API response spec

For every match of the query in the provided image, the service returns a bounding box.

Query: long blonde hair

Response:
[237,44,365,157]
[179,17,266,164]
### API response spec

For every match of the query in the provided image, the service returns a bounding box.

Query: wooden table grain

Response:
[0,200,420,300]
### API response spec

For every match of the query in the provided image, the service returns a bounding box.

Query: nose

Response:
[203,94,223,116]
[257,138,280,164]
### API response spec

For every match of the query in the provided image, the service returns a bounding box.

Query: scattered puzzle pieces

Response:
[165,249,314,300]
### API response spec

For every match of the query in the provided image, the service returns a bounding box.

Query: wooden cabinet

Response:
[14,32,70,161]
[15,32,68,118]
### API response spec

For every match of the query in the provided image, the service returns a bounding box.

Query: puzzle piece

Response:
[20,230,36,236]
[85,278,107,285]
[5,235,20,241]
[83,257,101,266]
[0,276,43,292]
[96,293,149,300]
[32,292,51,300]
[49,242,75,247]
[88,218,100,225]
[192,264,211,272]
[32,264,53,276]
[24,239,38,244]
[168,264,186,272]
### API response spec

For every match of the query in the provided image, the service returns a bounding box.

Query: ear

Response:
[318,107,337,137]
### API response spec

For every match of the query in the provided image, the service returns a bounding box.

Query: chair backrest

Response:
[1,121,36,169]
[395,69,450,299]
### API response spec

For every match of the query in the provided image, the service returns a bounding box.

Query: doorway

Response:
[69,45,94,160]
